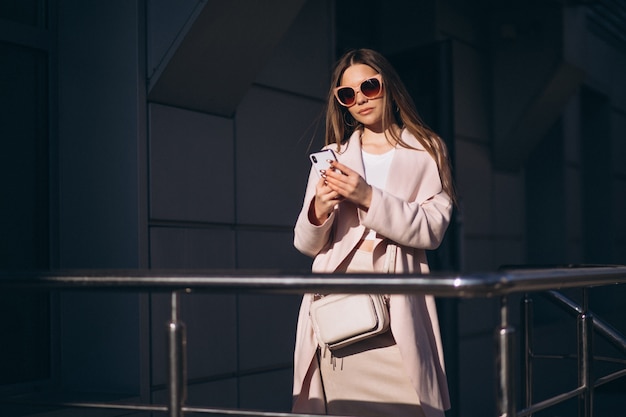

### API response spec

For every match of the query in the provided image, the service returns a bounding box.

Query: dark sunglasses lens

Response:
[337,87,356,106]
[361,78,381,98]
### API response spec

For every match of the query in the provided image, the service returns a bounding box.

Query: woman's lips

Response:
[358,108,373,115]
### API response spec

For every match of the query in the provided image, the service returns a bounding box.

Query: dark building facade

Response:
[1,1,625,416]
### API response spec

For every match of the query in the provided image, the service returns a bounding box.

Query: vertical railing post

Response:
[521,294,534,415]
[496,295,516,417]
[578,288,593,417]
[167,291,187,417]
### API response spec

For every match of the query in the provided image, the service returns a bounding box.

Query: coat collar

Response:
[335,128,427,198]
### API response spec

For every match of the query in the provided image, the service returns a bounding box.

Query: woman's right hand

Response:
[308,176,343,225]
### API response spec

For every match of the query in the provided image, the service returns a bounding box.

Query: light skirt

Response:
[317,249,425,417]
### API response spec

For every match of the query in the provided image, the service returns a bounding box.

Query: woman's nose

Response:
[355,91,367,104]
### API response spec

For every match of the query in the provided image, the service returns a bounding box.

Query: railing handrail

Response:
[1,265,625,297]
[2,265,626,417]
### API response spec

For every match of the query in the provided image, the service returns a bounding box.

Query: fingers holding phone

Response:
[322,159,372,210]
[310,149,339,178]
[308,150,344,224]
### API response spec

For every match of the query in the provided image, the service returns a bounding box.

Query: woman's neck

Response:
[360,126,400,155]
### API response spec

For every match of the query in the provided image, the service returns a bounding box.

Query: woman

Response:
[292,48,454,417]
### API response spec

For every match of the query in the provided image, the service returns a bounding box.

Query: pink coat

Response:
[292,129,452,417]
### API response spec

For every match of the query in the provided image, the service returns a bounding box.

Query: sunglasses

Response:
[333,74,383,107]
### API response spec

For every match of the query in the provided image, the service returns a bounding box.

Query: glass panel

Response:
[0,0,46,27]
[0,41,50,384]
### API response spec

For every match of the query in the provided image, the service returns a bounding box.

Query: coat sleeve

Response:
[362,156,452,250]
[293,167,336,258]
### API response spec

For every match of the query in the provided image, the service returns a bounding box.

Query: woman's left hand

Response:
[323,160,372,209]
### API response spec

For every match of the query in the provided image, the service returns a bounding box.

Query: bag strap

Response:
[383,242,397,273]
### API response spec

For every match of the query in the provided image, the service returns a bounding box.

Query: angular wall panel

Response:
[150,103,234,223]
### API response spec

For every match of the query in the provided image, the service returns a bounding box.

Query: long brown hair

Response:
[325,48,456,204]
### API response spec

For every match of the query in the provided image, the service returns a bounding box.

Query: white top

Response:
[362,148,395,240]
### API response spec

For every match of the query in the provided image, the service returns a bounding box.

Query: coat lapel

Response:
[322,131,367,271]
[384,129,428,200]
[337,130,365,178]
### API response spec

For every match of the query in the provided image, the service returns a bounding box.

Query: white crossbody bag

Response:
[309,243,396,351]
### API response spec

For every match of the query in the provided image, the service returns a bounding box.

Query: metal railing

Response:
[520,289,626,417]
[2,266,626,417]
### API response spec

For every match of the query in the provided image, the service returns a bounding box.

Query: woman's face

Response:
[338,64,384,130]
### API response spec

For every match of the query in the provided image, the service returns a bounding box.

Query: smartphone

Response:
[309,149,337,178]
